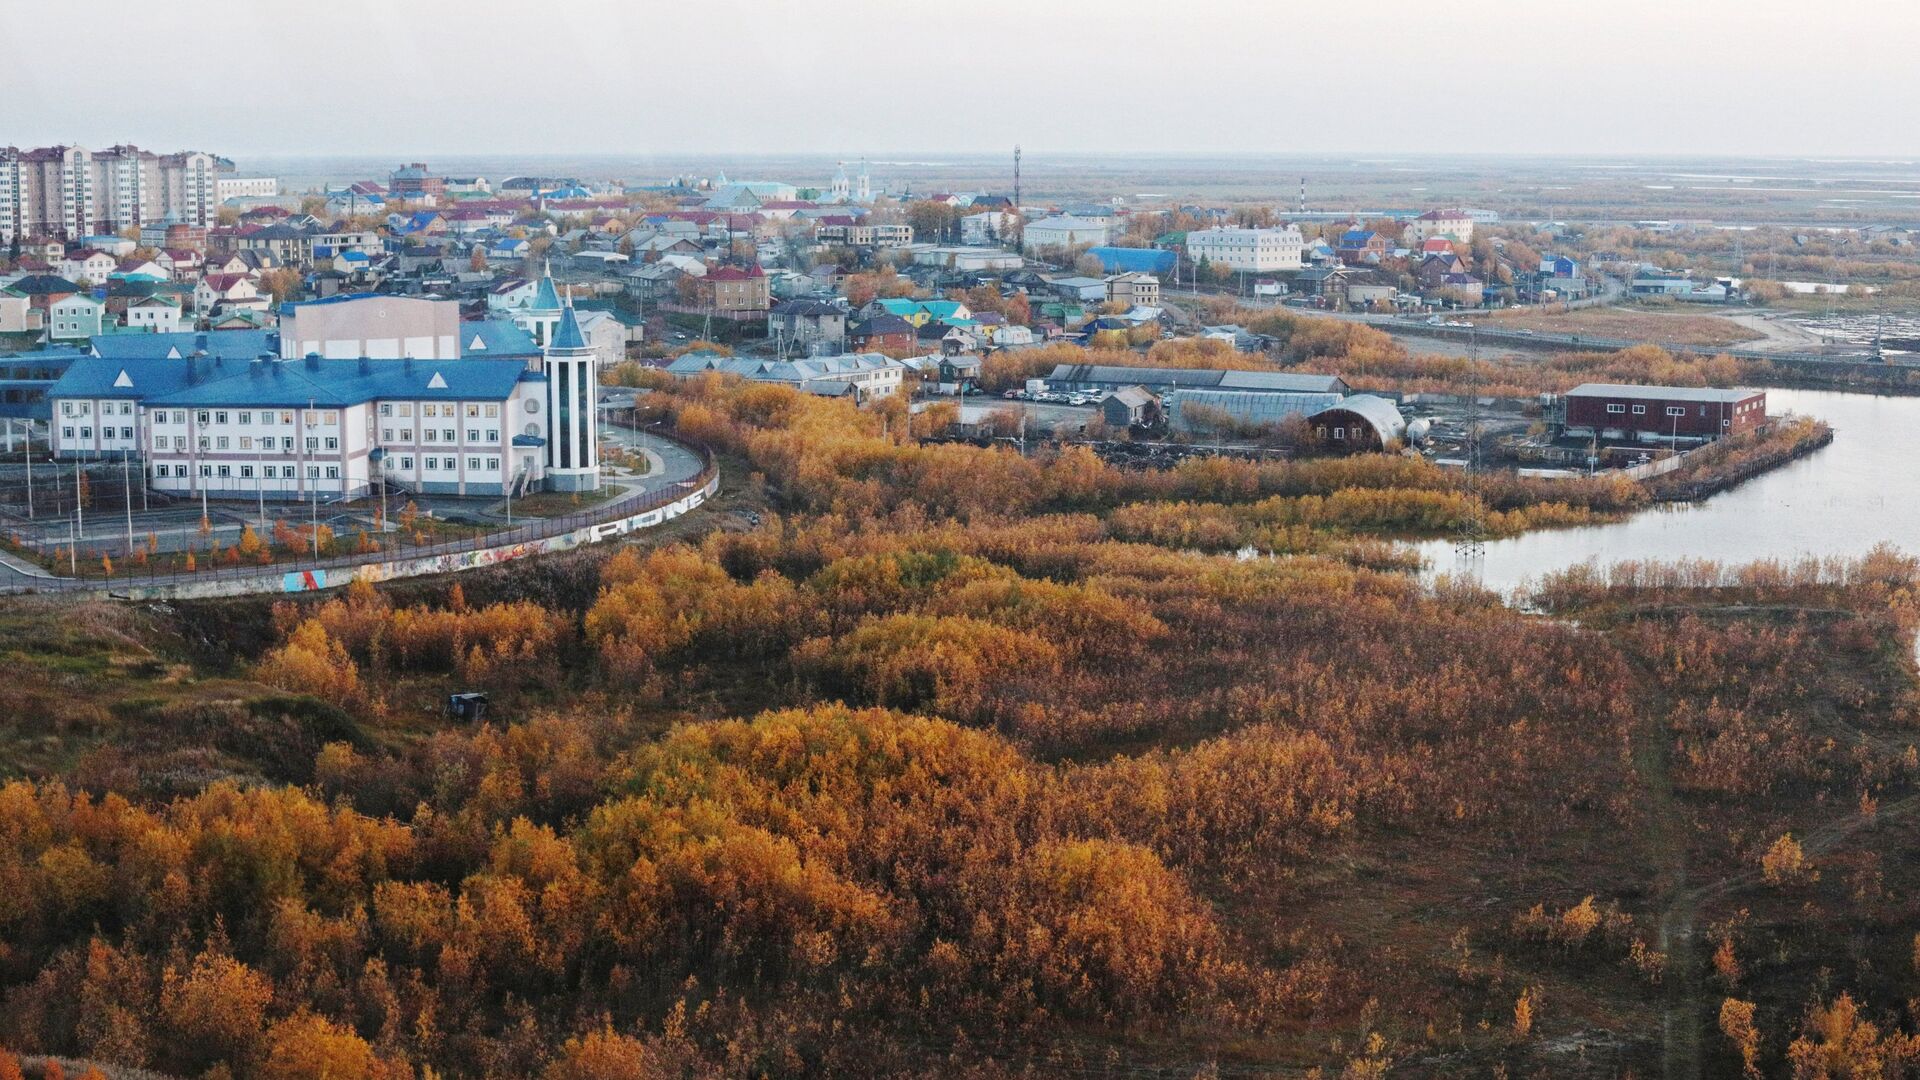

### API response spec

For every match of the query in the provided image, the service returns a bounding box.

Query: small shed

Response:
[1101,385,1159,428]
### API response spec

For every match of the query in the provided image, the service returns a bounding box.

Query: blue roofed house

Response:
[486,237,531,263]
[1337,230,1388,265]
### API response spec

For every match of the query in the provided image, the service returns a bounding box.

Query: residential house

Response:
[50,294,105,339]
[195,273,260,316]
[0,290,42,334]
[1414,254,1469,290]
[114,257,170,282]
[768,299,847,353]
[1292,265,1358,300]
[848,314,916,353]
[1105,272,1160,307]
[706,264,770,316]
[487,277,538,312]
[1336,230,1389,265]
[61,249,119,285]
[1402,209,1475,246]
[485,237,532,263]
[8,274,83,315]
[124,294,183,333]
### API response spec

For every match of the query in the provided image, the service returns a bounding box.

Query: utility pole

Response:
[309,398,319,558]
[73,462,83,574]
[24,437,32,519]
[122,453,133,554]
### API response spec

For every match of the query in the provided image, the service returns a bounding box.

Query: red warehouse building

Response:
[1562,383,1766,442]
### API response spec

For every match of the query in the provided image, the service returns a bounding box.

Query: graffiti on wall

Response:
[282,569,327,592]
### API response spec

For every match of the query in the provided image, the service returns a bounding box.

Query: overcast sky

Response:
[8,0,1918,159]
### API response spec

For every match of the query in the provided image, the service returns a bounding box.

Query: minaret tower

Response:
[542,293,600,491]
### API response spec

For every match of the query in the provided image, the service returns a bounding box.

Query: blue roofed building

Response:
[1085,247,1178,275]
[0,346,88,426]
[92,329,278,362]
[49,352,553,498]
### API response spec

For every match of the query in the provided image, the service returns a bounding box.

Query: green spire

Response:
[530,260,561,312]
[550,293,588,352]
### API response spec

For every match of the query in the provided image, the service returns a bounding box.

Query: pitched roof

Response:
[530,269,562,311]
[9,274,81,295]
[549,301,589,352]
[94,330,276,362]
[460,319,541,356]
[852,314,914,336]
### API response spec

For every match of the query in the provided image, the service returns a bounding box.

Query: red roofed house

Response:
[705,263,770,316]
[1403,208,1475,246]
[194,272,260,316]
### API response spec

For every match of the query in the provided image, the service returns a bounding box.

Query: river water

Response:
[1414,389,1920,594]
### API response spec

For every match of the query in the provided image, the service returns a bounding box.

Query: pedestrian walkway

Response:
[0,427,717,599]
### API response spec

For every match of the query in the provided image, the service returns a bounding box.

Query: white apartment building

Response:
[217,176,280,200]
[1022,215,1112,252]
[1185,225,1305,273]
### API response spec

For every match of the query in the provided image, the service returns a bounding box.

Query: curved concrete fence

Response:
[6,439,719,601]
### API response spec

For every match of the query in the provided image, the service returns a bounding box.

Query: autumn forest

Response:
[2,369,1919,1079]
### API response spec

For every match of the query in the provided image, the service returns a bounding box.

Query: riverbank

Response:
[1416,389,1915,592]
[1644,417,1833,502]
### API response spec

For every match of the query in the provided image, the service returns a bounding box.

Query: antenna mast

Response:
[1013,145,1021,207]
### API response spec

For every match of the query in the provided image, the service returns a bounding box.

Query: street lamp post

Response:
[308,399,320,558]
[122,453,133,555]
[72,462,82,575]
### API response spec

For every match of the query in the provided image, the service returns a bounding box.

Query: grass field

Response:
[1483,304,1760,347]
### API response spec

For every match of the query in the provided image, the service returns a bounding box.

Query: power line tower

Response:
[1455,328,1487,567]
[1012,145,1021,207]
